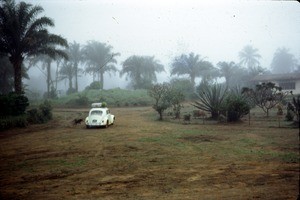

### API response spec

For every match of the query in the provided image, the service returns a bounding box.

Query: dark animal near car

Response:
[73,118,83,125]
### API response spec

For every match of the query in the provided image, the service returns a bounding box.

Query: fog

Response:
[23,0,300,92]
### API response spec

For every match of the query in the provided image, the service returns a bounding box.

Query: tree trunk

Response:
[68,75,73,91]
[74,63,78,92]
[46,61,52,98]
[12,57,23,94]
[100,71,104,90]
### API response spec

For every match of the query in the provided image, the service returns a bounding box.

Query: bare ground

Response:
[0,107,299,199]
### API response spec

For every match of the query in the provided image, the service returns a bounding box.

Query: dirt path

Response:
[0,107,299,199]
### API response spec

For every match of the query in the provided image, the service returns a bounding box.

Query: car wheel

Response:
[111,117,115,125]
[86,125,90,129]
[105,120,109,128]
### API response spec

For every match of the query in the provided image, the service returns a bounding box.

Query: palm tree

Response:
[120,55,164,89]
[217,61,237,88]
[239,45,261,70]
[0,0,68,94]
[83,41,119,89]
[67,41,83,92]
[271,47,297,74]
[59,60,74,93]
[171,52,213,86]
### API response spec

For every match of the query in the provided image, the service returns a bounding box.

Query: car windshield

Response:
[91,110,102,116]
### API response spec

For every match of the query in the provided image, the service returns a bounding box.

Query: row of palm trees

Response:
[3,0,293,96]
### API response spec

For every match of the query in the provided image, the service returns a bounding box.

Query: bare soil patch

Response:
[0,106,299,199]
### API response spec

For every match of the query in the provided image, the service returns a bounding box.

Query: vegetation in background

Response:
[171,52,215,86]
[0,0,68,94]
[193,82,228,120]
[85,81,102,90]
[170,78,195,100]
[148,83,184,120]
[83,41,120,89]
[242,82,289,117]
[27,100,53,124]
[120,55,165,89]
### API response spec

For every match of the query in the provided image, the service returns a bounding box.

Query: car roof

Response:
[89,107,108,111]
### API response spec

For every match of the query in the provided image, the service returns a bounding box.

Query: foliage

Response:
[0,115,28,130]
[242,82,289,117]
[148,83,184,120]
[170,78,195,100]
[193,82,228,120]
[0,0,68,94]
[27,100,53,124]
[224,94,250,122]
[171,52,214,86]
[85,81,102,90]
[83,41,119,89]
[66,87,76,95]
[43,86,58,99]
[66,94,89,107]
[286,95,300,124]
[271,48,297,74]
[239,45,261,70]
[53,88,153,107]
[120,55,164,89]
[0,92,29,116]
[0,55,14,94]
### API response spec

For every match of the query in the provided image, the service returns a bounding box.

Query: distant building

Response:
[253,73,300,94]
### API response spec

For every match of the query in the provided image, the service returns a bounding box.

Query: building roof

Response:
[253,73,300,81]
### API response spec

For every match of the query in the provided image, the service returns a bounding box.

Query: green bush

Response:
[224,94,250,122]
[66,94,90,107]
[27,100,53,124]
[85,81,102,90]
[0,115,28,130]
[0,92,29,116]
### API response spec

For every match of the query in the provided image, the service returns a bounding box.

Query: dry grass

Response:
[0,106,299,199]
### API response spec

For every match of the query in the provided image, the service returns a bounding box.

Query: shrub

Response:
[224,94,250,122]
[85,81,102,90]
[27,100,53,124]
[66,94,90,107]
[66,87,76,95]
[193,82,228,120]
[0,92,29,116]
[0,115,28,130]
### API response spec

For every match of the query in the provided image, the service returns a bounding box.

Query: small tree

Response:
[148,83,184,120]
[287,95,300,128]
[224,94,250,122]
[242,82,289,117]
[193,82,227,120]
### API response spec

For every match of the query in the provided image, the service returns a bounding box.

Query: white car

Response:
[85,103,115,128]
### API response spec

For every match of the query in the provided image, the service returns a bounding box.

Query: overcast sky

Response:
[23,0,300,90]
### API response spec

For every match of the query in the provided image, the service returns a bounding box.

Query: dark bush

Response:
[0,92,29,116]
[27,100,53,124]
[0,115,28,130]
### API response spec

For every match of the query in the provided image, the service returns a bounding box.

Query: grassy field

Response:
[0,105,299,199]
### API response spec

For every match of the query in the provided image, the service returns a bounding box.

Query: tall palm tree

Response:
[120,55,164,89]
[67,41,83,92]
[239,45,261,70]
[59,60,74,93]
[83,41,119,89]
[271,47,297,74]
[217,61,237,88]
[0,0,68,94]
[171,52,213,86]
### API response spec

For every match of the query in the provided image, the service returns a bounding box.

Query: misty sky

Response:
[23,0,300,90]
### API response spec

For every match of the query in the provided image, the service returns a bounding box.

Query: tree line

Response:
[1,0,300,97]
